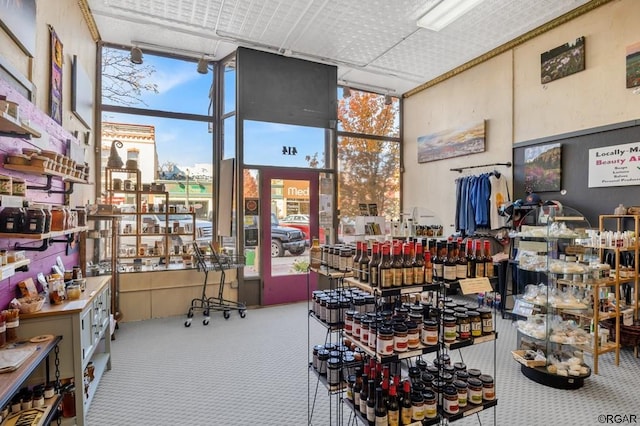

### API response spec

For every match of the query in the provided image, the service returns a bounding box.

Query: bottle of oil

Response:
[310,237,321,269]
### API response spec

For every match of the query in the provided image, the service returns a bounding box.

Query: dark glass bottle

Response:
[402,243,414,286]
[474,239,485,278]
[432,241,444,283]
[387,384,400,426]
[359,243,370,283]
[466,239,475,278]
[424,250,433,284]
[353,367,363,411]
[380,244,393,288]
[443,242,457,283]
[392,243,404,287]
[413,242,425,285]
[374,387,387,426]
[369,242,381,288]
[484,240,494,278]
[360,372,369,414]
[400,380,413,425]
[353,241,362,272]
[457,239,468,280]
[366,381,377,425]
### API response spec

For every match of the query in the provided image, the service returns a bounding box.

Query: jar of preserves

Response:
[360,318,370,344]
[467,377,483,405]
[327,357,342,386]
[368,320,377,349]
[467,368,482,379]
[479,374,495,401]
[353,313,362,341]
[344,310,355,335]
[443,315,457,342]
[406,321,420,349]
[376,326,394,356]
[468,310,482,337]
[423,390,437,419]
[456,312,471,340]
[410,391,425,422]
[478,307,493,335]
[393,323,408,352]
[454,380,468,407]
[443,385,459,415]
[327,299,340,325]
[422,319,438,345]
[312,344,324,370]
[51,207,65,231]
[317,349,330,376]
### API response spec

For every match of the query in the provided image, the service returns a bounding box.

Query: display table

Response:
[19,276,112,426]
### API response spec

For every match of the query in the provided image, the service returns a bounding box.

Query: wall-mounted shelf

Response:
[0,226,87,251]
[3,163,90,194]
[0,258,31,280]
[0,111,41,138]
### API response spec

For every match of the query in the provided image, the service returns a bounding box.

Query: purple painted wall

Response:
[1,78,81,309]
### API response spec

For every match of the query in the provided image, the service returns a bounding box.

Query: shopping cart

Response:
[185,242,247,327]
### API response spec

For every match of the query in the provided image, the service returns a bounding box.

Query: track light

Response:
[197,57,208,74]
[130,46,143,64]
[343,86,351,98]
[384,94,393,105]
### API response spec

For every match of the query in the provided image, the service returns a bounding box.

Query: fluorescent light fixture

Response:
[417,0,485,31]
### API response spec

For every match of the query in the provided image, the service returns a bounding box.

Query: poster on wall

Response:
[0,0,36,57]
[524,143,562,192]
[49,26,63,125]
[417,120,485,163]
[588,141,640,188]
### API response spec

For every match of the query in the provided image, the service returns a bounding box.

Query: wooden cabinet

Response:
[19,276,112,426]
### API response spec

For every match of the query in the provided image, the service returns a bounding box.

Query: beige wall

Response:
[0,0,97,205]
[403,0,640,233]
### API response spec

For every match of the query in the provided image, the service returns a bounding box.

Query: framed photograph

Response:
[626,41,640,89]
[71,55,93,129]
[417,120,485,163]
[49,26,63,125]
[524,143,562,192]
[541,36,585,84]
[0,0,36,57]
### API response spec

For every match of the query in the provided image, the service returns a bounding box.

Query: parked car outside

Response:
[120,213,212,247]
[244,214,306,257]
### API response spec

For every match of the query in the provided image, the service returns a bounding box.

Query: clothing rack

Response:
[450,161,512,173]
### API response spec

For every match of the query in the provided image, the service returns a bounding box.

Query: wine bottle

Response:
[387,384,400,426]
[360,372,369,414]
[484,240,494,278]
[366,381,377,425]
[359,243,370,283]
[466,239,475,278]
[402,242,414,286]
[353,241,362,273]
[457,238,468,280]
[413,242,425,284]
[443,242,457,283]
[374,387,388,426]
[424,250,433,284]
[474,239,485,278]
[392,243,403,287]
[353,367,363,411]
[369,242,381,288]
[433,241,444,283]
[380,244,393,288]
[400,380,412,425]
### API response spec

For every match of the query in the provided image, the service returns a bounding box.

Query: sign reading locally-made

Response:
[588,141,640,188]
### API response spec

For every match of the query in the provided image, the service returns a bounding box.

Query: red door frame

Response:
[260,169,319,305]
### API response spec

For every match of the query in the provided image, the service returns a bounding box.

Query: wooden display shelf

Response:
[575,341,618,355]
[309,266,353,278]
[0,226,87,240]
[0,111,41,138]
[0,258,31,280]
[3,163,88,184]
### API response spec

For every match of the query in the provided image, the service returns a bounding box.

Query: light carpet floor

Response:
[86,300,640,426]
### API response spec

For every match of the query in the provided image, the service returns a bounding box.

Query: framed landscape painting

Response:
[417,120,485,163]
[524,143,562,192]
[541,36,585,84]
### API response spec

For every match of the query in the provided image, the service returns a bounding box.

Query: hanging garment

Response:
[489,173,510,230]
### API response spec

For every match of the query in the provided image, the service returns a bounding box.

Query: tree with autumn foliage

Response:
[337,91,400,221]
[243,169,259,198]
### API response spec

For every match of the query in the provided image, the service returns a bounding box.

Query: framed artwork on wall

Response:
[417,120,485,163]
[72,55,93,129]
[0,0,36,57]
[49,26,63,125]
[626,41,640,89]
[541,36,585,84]
[524,143,562,193]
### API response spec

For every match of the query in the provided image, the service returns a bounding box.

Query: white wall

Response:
[403,0,640,234]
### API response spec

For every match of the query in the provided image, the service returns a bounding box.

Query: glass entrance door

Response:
[260,169,319,305]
